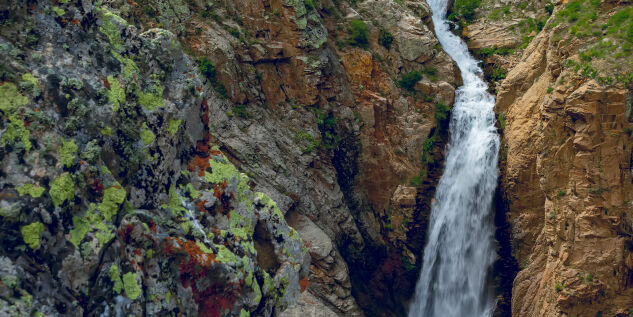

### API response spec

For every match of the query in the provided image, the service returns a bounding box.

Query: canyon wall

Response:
[0,0,459,315]
[463,0,633,315]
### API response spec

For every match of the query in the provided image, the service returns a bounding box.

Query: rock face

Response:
[463,0,633,315]
[0,0,459,316]
[0,1,309,316]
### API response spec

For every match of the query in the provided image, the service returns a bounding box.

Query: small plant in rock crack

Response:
[378,30,394,49]
[348,19,369,48]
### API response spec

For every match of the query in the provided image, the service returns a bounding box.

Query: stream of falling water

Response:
[408,0,501,315]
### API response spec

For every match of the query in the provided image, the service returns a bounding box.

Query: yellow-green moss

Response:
[204,159,239,184]
[138,85,165,110]
[21,222,44,249]
[253,277,262,305]
[255,192,284,218]
[107,76,125,111]
[50,172,74,207]
[1,114,31,151]
[112,51,139,80]
[53,6,65,16]
[140,123,155,145]
[122,272,141,300]
[0,82,28,113]
[109,265,123,294]
[70,203,116,247]
[99,9,127,51]
[16,183,45,198]
[60,138,78,167]
[163,185,187,217]
[21,73,38,87]
[69,204,96,247]
[100,126,113,136]
[98,185,126,221]
[167,118,181,136]
[215,245,238,263]
[183,183,199,200]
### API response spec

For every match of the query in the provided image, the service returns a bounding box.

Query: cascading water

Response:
[408,0,501,315]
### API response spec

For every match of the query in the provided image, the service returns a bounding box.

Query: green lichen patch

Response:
[163,185,187,217]
[204,159,239,184]
[109,265,123,294]
[138,85,165,111]
[1,114,31,151]
[162,185,193,233]
[0,83,28,113]
[81,140,102,163]
[21,73,41,97]
[21,73,38,87]
[69,205,95,247]
[99,9,128,51]
[252,277,262,305]
[100,126,113,136]
[255,192,284,218]
[107,76,125,111]
[122,272,141,300]
[140,123,155,145]
[21,222,44,249]
[60,138,78,167]
[183,183,199,200]
[98,185,126,221]
[16,183,45,198]
[111,51,139,81]
[53,6,65,16]
[49,172,75,207]
[70,203,116,247]
[167,118,181,136]
[215,245,238,264]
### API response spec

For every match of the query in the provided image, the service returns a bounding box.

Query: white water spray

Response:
[408,0,500,315]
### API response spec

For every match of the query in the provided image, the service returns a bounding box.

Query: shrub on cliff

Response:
[199,57,216,79]
[398,71,422,91]
[348,19,369,48]
[449,0,481,22]
[199,57,228,98]
[378,30,394,49]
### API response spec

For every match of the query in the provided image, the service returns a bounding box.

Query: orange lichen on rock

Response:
[299,277,309,293]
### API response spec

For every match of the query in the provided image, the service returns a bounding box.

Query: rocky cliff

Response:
[4,0,629,315]
[461,0,633,315]
[0,0,460,316]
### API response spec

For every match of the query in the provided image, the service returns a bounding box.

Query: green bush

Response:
[214,83,228,98]
[451,0,481,22]
[477,46,512,57]
[378,30,394,49]
[555,282,563,292]
[545,3,554,15]
[422,66,439,82]
[498,113,506,130]
[304,0,317,10]
[489,6,511,21]
[489,66,507,81]
[199,57,216,79]
[398,71,423,90]
[233,104,249,118]
[348,19,369,47]
[229,28,240,38]
[434,102,451,124]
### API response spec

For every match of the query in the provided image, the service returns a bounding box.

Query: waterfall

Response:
[408,0,501,315]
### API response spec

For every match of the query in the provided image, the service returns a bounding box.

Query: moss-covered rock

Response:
[21,222,44,249]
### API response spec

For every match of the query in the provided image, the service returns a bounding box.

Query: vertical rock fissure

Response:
[408,0,501,315]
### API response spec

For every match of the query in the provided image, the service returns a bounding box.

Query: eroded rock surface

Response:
[0,0,460,316]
